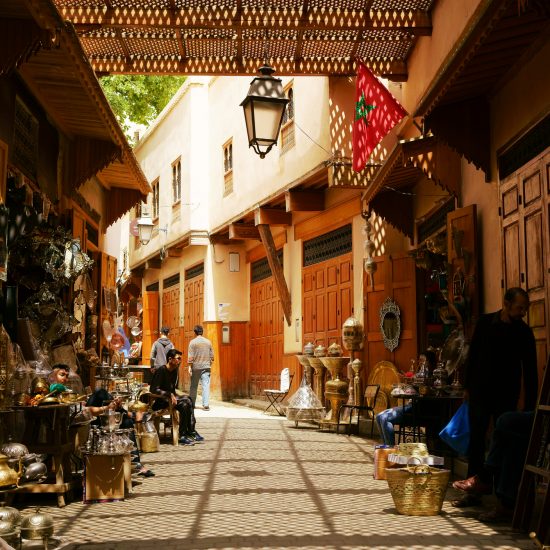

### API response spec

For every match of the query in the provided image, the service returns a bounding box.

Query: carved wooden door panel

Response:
[500,148,550,384]
[142,291,159,365]
[302,253,353,347]
[249,274,284,398]
[364,253,417,375]
[183,272,204,388]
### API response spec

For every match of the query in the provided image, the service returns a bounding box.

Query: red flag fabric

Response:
[352,61,407,172]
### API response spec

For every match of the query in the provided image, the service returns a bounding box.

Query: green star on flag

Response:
[355,92,377,122]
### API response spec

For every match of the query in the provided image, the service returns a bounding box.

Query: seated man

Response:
[149,348,204,446]
[375,403,412,446]
[452,410,534,520]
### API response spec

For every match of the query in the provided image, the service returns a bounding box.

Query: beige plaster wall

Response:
[206,242,248,322]
[208,75,331,231]
[132,78,210,266]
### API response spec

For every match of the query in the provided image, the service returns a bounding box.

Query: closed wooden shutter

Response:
[500,148,550,384]
[142,291,159,365]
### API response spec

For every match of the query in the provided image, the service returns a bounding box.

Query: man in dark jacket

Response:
[452,287,538,506]
[150,326,174,374]
[149,348,204,446]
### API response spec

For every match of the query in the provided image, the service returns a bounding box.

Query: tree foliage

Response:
[100,75,186,140]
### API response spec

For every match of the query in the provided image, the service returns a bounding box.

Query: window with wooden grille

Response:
[172,158,181,204]
[151,179,159,220]
[280,85,295,155]
[223,140,233,196]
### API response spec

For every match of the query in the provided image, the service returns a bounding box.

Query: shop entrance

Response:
[249,256,284,398]
[500,146,550,383]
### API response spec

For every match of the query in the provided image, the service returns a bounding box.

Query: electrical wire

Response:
[293,120,331,155]
[382,184,450,198]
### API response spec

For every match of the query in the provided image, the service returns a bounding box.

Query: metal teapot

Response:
[0,452,22,490]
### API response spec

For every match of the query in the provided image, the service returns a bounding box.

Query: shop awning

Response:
[414,0,550,179]
[0,0,151,226]
[360,136,460,238]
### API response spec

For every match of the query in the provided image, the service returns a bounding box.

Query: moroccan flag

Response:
[352,61,407,172]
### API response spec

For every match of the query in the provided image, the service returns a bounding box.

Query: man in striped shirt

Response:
[187,325,214,410]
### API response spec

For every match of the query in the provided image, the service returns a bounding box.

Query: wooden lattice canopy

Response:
[52,0,436,79]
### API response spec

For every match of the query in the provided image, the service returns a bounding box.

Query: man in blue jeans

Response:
[376,404,412,445]
[187,325,214,410]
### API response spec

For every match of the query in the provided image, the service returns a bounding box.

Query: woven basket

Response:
[386,459,450,516]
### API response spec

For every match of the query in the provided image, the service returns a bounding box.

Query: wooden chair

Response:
[147,393,180,446]
[264,368,294,416]
[337,384,380,437]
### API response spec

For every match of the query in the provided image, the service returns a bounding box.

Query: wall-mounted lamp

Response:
[137,211,167,246]
[240,64,289,159]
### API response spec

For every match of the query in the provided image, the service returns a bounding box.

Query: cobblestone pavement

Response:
[20,402,534,550]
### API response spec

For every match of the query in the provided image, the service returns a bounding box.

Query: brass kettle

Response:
[0,452,22,490]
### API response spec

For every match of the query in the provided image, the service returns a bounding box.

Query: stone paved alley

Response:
[25,403,533,550]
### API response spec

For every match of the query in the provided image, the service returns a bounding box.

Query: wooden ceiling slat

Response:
[53,0,436,78]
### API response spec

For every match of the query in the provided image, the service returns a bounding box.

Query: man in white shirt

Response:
[187,325,214,410]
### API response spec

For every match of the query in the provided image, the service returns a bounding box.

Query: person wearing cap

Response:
[187,325,214,410]
[150,326,174,381]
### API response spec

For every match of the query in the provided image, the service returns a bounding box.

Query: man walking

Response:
[150,348,204,445]
[150,326,174,379]
[188,325,214,410]
[452,287,538,507]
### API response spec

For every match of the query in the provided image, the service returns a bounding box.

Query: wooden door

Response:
[183,271,205,387]
[364,253,417,375]
[500,148,550,384]
[162,284,181,348]
[250,276,284,398]
[142,291,159,365]
[302,253,353,347]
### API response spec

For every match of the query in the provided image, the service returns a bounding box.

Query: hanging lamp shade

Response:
[240,64,290,159]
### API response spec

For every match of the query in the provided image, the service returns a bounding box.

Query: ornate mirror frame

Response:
[379,297,401,352]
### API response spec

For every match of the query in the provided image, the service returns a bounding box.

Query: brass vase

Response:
[307,356,326,404]
[319,357,349,423]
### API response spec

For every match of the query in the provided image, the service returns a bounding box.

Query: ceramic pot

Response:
[327,343,343,357]
[314,344,327,357]
[303,342,315,356]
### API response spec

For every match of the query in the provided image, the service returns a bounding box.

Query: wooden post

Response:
[257,224,292,326]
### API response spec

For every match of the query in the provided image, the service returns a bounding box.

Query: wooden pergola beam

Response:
[257,224,292,326]
[228,223,260,240]
[254,207,292,226]
[89,57,408,79]
[145,259,162,270]
[66,10,432,33]
[210,233,235,245]
[285,189,325,212]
